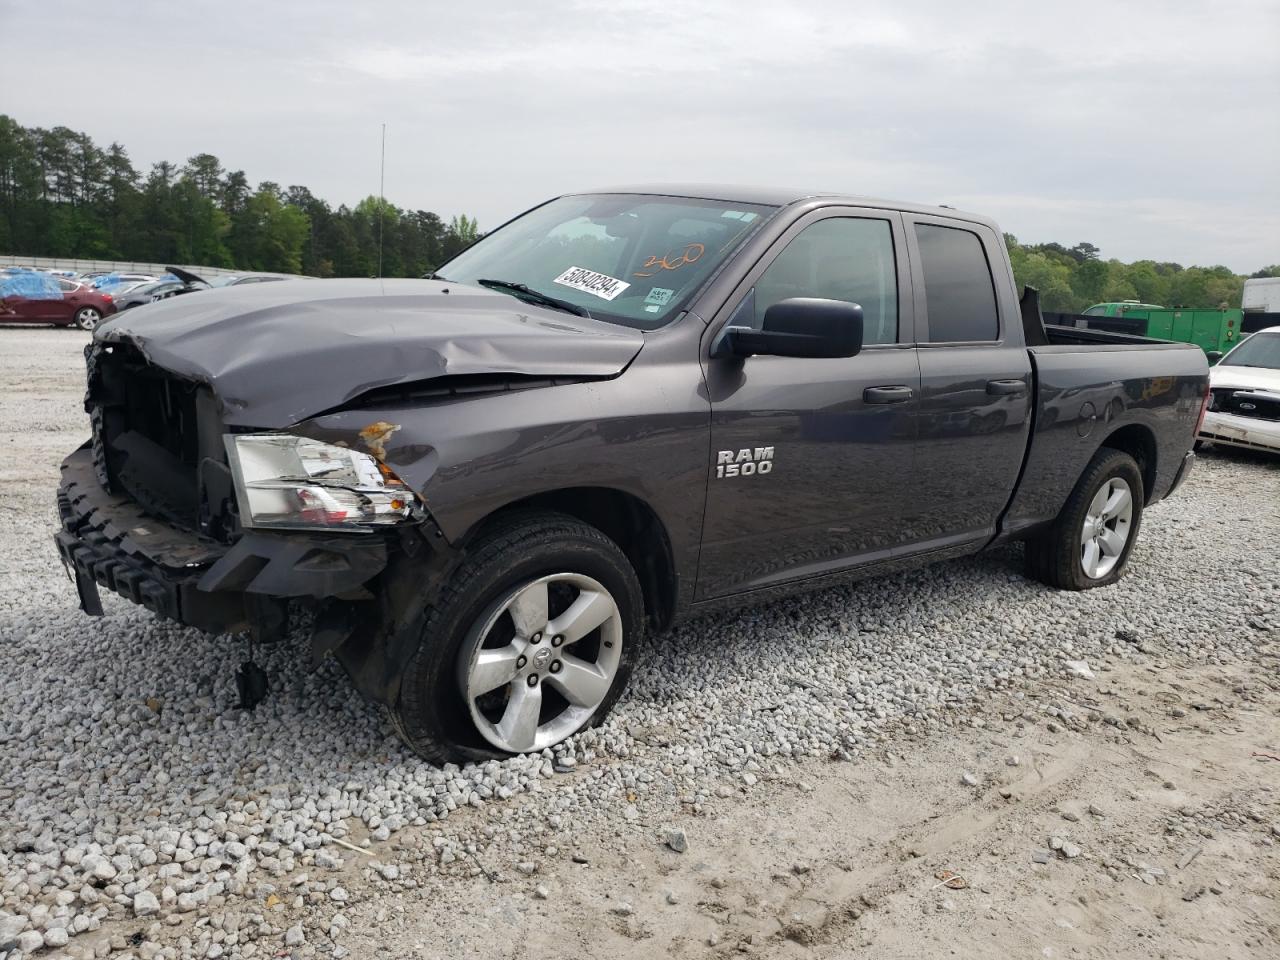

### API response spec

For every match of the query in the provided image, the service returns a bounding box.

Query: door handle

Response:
[863,385,913,404]
[986,379,1028,397]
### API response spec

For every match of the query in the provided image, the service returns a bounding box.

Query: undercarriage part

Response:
[235,653,269,710]
[245,593,289,645]
[310,600,360,669]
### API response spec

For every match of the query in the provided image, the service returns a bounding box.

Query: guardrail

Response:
[0,255,295,280]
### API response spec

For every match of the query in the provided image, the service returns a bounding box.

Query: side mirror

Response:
[1206,350,1223,364]
[714,297,863,359]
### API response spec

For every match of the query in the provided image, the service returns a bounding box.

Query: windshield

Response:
[1220,331,1280,369]
[436,194,777,329]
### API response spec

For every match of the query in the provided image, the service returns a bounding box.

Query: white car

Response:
[1199,325,1280,453]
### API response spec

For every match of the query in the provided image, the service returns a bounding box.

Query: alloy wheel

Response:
[458,572,623,753]
[1080,477,1133,579]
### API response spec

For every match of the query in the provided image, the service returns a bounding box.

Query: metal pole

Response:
[378,123,386,279]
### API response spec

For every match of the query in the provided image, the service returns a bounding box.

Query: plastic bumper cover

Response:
[56,445,391,634]
[1165,450,1195,498]
[1199,410,1280,453]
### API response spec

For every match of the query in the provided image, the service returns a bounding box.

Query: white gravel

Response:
[1,327,1277,958]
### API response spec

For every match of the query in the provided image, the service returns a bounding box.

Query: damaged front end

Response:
[56,339,456,707]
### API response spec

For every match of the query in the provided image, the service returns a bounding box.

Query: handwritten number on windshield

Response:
[634,242,705,278]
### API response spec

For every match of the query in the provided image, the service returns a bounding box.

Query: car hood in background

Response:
[1209,365,1280,393]
[165,265,210,286]
[94,278,646,427]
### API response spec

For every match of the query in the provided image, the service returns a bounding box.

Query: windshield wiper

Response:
[476,278,592,318]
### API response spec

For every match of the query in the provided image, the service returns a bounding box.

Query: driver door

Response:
[697,209,920,600]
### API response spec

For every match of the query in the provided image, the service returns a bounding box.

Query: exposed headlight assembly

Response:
[225,434,421,531]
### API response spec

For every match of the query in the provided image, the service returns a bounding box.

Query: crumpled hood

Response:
[1209,364,1280,394]
[95,278,645,426]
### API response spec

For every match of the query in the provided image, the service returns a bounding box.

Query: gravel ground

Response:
[0,326,1276,959]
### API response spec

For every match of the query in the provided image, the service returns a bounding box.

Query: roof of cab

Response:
[570,184,999,229]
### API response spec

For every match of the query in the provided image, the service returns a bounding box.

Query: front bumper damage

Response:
[55,443,448,705]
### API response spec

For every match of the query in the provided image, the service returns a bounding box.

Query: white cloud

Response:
[1,0,1276,268]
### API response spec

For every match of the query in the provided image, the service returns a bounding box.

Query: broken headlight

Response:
[225,434,420,532]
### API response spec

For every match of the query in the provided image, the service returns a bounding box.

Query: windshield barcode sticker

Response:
[553,266,630,301]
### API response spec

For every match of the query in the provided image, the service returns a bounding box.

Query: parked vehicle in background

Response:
[1080,301,1245,357]
[89,273,154,289]
[57,186,1208,762]
[112,267,213,312]
[0,272,116,329]
[1082,300,1166,317]
[113,279,189,312]
[95,279,153,298]
[1199,326,1280,454]
[209,275,290,287]
[1242,277,1280,314]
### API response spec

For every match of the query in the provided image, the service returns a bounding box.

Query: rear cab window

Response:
[914,223,999,342]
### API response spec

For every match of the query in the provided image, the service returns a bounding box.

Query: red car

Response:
[0,273,117,330]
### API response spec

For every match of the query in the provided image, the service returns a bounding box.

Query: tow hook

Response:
[236,595,288,710]
[235,655,269,711]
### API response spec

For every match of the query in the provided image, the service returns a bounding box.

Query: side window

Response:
[915,224,999,342]
[57,279,77,292]
[748,217,899,345]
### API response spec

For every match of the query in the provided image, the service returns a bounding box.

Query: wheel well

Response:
[1101,424,1157,502]
[479,488,677,630]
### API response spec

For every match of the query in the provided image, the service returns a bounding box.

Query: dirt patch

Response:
[332,646,1280,959]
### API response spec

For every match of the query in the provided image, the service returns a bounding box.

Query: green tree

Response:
[184,153,225,201]
[11,113,1262,296]
[229,185,309,273]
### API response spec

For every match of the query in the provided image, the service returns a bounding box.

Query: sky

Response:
[1,0,1277,270]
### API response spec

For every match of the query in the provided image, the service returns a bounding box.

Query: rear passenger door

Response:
[901,215,1032,552]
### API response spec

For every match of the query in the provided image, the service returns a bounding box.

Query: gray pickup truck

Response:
[57,185,1209,762]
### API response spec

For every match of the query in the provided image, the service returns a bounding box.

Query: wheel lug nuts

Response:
[516,656,527,669]
[550,660,562,674]
[552,635,564,647]
[530,632,542,644]
[527,674,539,687]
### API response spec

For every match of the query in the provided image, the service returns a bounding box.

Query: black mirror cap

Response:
[1206,350,1224,363]
[717,297,863,359]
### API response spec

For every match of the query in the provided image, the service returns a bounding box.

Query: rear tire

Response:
[1025,448,1144,590]
[391,512,643,764]
[74,307,102,331]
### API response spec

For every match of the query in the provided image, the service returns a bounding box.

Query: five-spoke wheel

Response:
[391,512,641,764]
[1026,447,1145,591]
[1079,477,1133,579]
[459,573,623,753]
[74,306,102,331]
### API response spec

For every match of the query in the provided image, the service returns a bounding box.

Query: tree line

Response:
[0,116,480,277]
[1006,237,1278,315]
[2,115,1275,300]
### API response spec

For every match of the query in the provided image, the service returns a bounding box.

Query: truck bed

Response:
[1041,323,1191,349]
[1000,314,1207,540]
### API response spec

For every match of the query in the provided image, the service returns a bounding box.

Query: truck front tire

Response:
[391,512,642,764]
[1025,448,1145,591]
